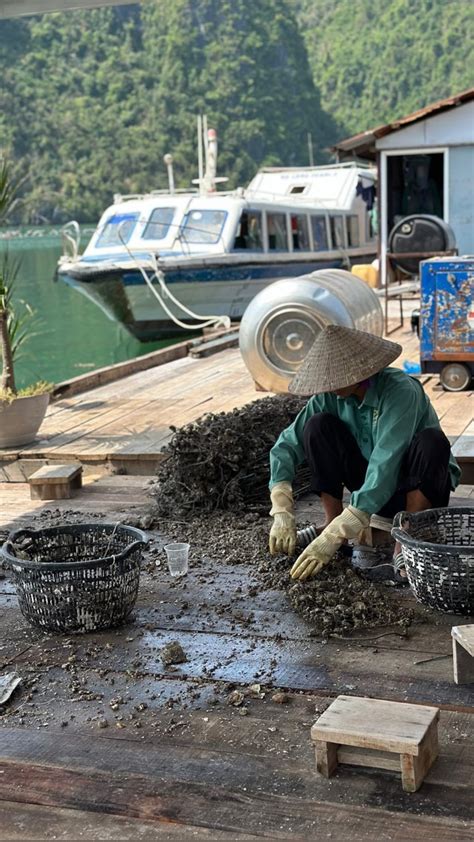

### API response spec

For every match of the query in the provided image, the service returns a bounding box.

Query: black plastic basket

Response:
[392,507,474,614]
[0,522,148,633]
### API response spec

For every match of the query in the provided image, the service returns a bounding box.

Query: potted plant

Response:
[0,161,51,448]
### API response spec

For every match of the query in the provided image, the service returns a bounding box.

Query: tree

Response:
[291,0,474,135]
[141,0,338,189]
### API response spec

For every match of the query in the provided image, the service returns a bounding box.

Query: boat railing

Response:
[258,161,374,173]
[60,220,81,261]
[113,188,245,204]
[113,188,200,203]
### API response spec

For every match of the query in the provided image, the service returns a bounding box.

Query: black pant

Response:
[303,413,451,518]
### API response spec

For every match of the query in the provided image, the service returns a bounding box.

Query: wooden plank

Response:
[1,762,471,841]
[17,399,158,458]
[0,476,152,531]
[189,332,240,358]
[0,727,473,837]
[439,400,474,438]
[5,320,470,477]
[29,464,82,484]
[452,436,474,463]
[53,339,191,400]
[337,746,400,772]
[311,696,439,754]
[0,800,245,841]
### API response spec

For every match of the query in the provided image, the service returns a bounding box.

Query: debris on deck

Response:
[152,394,308,516]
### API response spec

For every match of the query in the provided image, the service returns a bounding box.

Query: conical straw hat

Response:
[288,325,402,395]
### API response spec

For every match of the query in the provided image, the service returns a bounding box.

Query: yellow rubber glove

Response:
[290,505,370,580]
[269,481,296,556]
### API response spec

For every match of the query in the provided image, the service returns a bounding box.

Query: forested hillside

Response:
[292,0,473,135]
[0,0,471,223]
[0,0,333,223]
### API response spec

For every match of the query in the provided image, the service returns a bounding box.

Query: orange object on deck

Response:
[351,263,379,288]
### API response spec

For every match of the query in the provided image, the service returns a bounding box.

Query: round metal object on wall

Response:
[388,215,456,276]
[239,269,384,393]
[440,363,472,392]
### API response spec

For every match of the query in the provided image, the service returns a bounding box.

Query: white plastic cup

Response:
[164,543,189,577]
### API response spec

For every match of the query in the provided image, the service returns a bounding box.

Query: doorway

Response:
[386,152,445,231]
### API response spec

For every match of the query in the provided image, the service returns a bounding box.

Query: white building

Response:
[333,88,474,285]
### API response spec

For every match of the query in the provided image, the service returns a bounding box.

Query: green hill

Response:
[292,0,473,135]
[0,0,472,223]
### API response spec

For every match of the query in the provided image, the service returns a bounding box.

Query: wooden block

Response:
[452,625,474,684]
[28,463,82,500]
[311,695,439,755]
[29,464,83,484]
[311,695,440,792]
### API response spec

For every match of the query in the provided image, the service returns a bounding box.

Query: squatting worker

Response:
[268,325,461,580]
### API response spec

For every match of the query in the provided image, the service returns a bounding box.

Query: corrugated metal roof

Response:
[333,87,474,157]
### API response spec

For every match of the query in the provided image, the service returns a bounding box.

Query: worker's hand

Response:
[269,481,296,556]
[269,511,297,556]
[290,532,335,579]
[290,505,370,581]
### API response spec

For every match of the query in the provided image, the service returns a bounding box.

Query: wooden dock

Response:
[1,322,473,839]
[1,485,473,839]
[0,323,472,481]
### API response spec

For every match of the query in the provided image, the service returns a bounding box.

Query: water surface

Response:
[0,228,175,390]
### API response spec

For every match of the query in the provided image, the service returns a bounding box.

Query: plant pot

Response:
[0,393,50,448]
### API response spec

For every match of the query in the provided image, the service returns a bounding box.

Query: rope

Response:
[118,225,231,333]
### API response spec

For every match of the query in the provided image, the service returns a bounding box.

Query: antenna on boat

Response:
[163,153,175,194]
[307,132,314,167]
[197,115,204,192]
[202,114,209,175]
[193,114,228,194]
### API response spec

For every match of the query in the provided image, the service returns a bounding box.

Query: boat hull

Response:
[59,255,377,341]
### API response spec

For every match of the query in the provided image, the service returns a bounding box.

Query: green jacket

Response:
[269,367,460,514]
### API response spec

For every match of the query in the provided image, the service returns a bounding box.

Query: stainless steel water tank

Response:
[239,269,383,393]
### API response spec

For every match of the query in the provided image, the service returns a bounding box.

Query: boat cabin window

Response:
[142,207,175,240]
[347,216,360,247]
[288,185,306,195]
[96,212,139,248]
[330,216,345,249]
[233,210,263,251]
[267,213,288,251]
[311,216,328,251]
[180,209,227,244]
[291,214,310,251]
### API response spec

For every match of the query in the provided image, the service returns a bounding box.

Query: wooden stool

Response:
[452,625,474,684]
[311,695,439,793]
[29,463,83,500]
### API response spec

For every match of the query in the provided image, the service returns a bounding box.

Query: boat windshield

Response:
[96,212,139,248]
[180,209,227,244]
[142,207,176,240]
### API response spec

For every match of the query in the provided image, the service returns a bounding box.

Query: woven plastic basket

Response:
[391,507,474,614]
[0,522,148,633]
